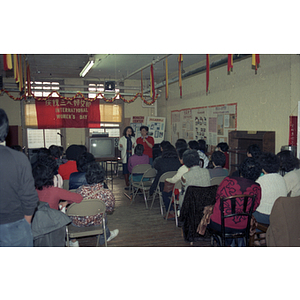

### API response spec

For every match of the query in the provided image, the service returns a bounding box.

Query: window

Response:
[88,83,120,100]
[31,81,60,97]
[27,128,62,148]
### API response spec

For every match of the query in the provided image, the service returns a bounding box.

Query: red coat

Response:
[58,160,78,180]
[136,136,155,158]
[210,176,261,229]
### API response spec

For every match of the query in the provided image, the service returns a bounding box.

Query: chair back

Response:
[63,180,69,190]
[131,164,152,175]
[67,198,106,217]
[220,194,256,246]
[159,171,177,184]
[210,176,226,186]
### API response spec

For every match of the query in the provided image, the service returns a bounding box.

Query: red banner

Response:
[35,97,101,129]
[289,116,297,146]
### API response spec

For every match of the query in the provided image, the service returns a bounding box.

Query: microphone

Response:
[57,133,63,137]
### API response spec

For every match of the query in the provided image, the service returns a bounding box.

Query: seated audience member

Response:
[232,144,262,177]
[208,151,229,179]
[163,147,189,219]
[175,138,188,152]
[37,154,63,188]
[128,144,150,183]
[128,144,150,173]
[253,152,288,224]
[208,157,262,245]
[150,143,181,196]
[215,142,229,170]
[69,152,95,190]
[75,161,119,245]
[136,126,155,165]
[31,147,51,169]
[188,140,209,168]
[247,144,262,159]
[58,144,82,180]
[277,150,300,197]
[198,139,208,154]
[33,164,83,211]
[179,149,211,207]
[49,144,65,167]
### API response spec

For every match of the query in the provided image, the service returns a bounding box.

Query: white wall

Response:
[156,54,300,153]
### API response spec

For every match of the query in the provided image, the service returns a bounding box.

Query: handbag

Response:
[163,180,175,193]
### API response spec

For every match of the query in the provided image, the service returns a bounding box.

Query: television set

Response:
[88,137,116,159]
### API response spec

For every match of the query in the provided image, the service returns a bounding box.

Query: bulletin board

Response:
[171,103,237,147]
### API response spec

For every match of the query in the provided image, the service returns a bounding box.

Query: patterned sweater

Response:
[210,176,262,229]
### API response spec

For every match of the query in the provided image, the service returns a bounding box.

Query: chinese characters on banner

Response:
[35,97,101,129]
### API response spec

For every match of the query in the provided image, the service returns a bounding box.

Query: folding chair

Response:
[165,180,182,226]
[130,167,157,209]
[66,198,107,247]
[129,164,152,194]
[208,194,256,247]
[150,171,177,215]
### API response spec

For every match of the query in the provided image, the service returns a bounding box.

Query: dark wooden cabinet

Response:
[228,130,275,175]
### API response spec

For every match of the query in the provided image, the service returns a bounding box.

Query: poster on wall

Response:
[171,103,237,149]
[147,116,166,144]
[130,116,146,139]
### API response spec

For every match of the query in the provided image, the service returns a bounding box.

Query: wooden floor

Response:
[76,174,211,247]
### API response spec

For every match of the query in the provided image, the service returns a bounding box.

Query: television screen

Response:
[89,137,115,159]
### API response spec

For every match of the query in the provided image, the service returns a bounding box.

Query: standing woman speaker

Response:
[118,126,136,189]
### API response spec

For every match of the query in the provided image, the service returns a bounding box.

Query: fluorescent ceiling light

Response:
[79,59,95,77]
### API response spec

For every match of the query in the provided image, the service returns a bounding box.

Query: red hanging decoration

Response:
[227,54,233,74]
[206,54,210,94]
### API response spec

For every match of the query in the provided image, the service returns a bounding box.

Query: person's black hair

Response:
[10,145,22,152]
[188,140,200,151]
[37,147,51,160]
[32,163,54,190]
[85,161,105,184]
[134,144,144,156]
[140,125,149,132]
[259,152,280,174]
[160,140,172,151]
[177,147,187,160]
[65,144,81,160]
[211,151,226,167]
[49,145,62,159]
[239,157,262,181]
[37,154,58,173]
[198,139,207,153]
[247,144,262,159]
[0,109,9,143]
[122,126,135,137]
[161,144,179,159]
[175,139,187,150]
[277,150,300,174]
[76,152,95,173]
[182,149,200,168]
[217,142,229,152]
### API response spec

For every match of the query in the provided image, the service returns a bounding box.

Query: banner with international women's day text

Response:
[35,97,101,129]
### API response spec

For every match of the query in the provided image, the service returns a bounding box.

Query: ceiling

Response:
[1,54,210,85]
